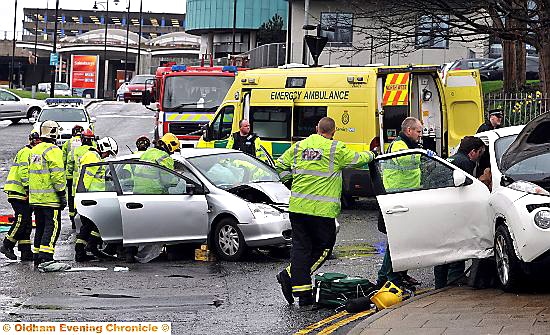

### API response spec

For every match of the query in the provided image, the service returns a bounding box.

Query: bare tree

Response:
[344,0,549,95]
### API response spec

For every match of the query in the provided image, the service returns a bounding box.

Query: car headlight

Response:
[247,203,283,220]
[508,181,550,196]
[534,210,550,229]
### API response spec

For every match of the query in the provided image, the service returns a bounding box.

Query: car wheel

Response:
[494,225,523,291]
[213,218,246,261]
[27,107,41,119]
[124,99,129,103]
[10,118,21,124]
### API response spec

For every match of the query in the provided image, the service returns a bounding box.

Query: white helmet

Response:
[97,137,118,157]
[40,120,60,140]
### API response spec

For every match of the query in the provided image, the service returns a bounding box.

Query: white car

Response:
[38,82,72,96]
[374,113,550,291]
[75,149,293,261]
[0,88,44,123]
[33,98,95,145]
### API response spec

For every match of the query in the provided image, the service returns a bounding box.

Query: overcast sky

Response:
[0,0,186,35]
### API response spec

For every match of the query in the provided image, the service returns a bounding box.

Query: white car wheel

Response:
[494,225,522,291]
[213,218,246,261]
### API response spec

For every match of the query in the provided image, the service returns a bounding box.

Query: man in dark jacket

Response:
[434,136,486,289]
[477,109,503,133]
[226,119,266,160]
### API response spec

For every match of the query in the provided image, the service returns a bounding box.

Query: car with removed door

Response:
[373,113,550,291]
[0,88,44,123]
[75,148,294,261]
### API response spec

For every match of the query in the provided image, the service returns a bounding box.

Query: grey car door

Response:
[0,91,25,119]
[113,161,209,246]
[74,162,123,243]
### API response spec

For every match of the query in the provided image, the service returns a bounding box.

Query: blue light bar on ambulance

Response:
[45,98,83,105]
[222,66,238,73]
[171,65,187,71]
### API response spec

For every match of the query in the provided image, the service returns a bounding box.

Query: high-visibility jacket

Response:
[4,145,32,200]
[71,145,93,195]
[29,142,66,207]
[80,150,105,192]
[134,147,175,194]
[382,135,421,191]
[62,136,82,179]
[276,134,375,218]
[226,132,267,161]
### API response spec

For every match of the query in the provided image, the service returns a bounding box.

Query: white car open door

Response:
[372,149,493,271]
[112,161,209,246]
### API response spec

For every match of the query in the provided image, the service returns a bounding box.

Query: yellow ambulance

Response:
[197,64,484,198]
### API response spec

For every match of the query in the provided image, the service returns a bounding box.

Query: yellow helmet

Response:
[160,133,180,154]
[370,281,403,310]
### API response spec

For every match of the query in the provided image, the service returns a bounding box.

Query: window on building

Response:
[320,12,353,47]
[415,15,449,49]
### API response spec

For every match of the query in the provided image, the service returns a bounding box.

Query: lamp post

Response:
[9,0,18,89]
[231,0,237,55]
[48,0,59,98]
[123,0,131,83]
[136,0,142,75]
[94,0,119,99]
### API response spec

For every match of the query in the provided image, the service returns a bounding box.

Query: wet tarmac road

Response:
[0,102,435,334]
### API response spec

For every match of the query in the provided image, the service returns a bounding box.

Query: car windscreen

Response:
[186,152,280,190]
[130,75,154,84]
[38,108,87,122]
[54,83,69,90]
[497,134,550,181]
[162,75,234,111]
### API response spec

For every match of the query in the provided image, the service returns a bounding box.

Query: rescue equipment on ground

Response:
[195,244,216,262]
[370,281,403,310]
[314,272,376,308]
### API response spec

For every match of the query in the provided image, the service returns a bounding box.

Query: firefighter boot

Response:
[102,243,118,257]
[18,245,34,262]
[88,243,116,260]
[123,246,138,263]
[75,244,96,262]
[0,240,17,260]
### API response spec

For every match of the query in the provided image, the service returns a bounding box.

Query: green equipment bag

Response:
[314,272,376,307]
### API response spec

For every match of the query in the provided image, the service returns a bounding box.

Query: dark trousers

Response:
[377,243,407,285]
[434,261,465,289]
[76,215,101,247]
[33,206,61,261]
[4,199,33,250]
[287,212,336,298]
[67,179,76,222]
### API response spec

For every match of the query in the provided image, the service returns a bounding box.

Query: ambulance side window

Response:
[293,106,327,139]
[211,106,234,140]
[250,106,291,141]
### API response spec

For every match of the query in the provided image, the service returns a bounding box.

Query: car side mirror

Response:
[500,175,513,187]
[453,169,467,187]
[142,90,151,106]
[202,124,212,141]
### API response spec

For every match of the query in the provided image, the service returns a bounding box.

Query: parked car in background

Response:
[37,82,72,96]
[123,74,155,103]
[0,88,44,123]
[449,58,493,71]
[117,82,129,101]
[479,56,540,81]
[76,148,294,261]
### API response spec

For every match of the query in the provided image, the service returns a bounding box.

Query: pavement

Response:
[348,286,550,335]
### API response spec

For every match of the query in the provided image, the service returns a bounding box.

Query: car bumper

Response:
[240,215,292,248]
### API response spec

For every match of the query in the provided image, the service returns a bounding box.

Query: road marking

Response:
[95,115,153,119]
[317,309,376,335]
[294,311,348,335]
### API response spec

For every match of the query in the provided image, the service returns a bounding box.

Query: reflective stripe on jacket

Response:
[71,145,93,195]
[29,142,66,207]
[276,134,375,218]
[382,136,421,191]
[134,147,175,194]
[4,145,32,200]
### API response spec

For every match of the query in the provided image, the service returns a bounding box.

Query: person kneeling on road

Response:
[74,137,118,262]
[275,117,376,307]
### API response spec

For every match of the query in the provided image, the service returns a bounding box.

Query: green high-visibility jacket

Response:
[4,145,32,200]
[29,142,66,207]
[276,134,375,218]
[382,136,421,192]
[80,150,105,192]
[71,144,93,195]
[62,136,82,179]
[134,147,175,194]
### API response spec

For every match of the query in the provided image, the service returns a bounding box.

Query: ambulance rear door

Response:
[379,72,411,152]
[443,70,484,155]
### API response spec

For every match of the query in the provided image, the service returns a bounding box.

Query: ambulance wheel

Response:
[494,225,523,291]
[213,218,246,261]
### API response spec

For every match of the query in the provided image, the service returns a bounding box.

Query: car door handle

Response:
[385,207,409,214]
[126,202,143,209]
[81,200,97,206]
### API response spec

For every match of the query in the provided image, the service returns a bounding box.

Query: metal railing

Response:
[485,91,549,126]
[240,43,286,68]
